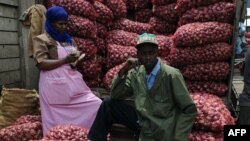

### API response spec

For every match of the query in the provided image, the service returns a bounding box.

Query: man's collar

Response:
[150,58,160,76]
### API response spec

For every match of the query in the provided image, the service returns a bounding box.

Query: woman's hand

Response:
[70,53,86,69]
[64,53,78,64]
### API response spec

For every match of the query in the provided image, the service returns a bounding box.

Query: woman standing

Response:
[32,6,101,135]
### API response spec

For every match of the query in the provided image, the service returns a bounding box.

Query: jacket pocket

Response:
[151,92,168,103]
[67,70,88,97]
[150,92,171,118]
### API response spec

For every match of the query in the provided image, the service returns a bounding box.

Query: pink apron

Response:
[39,42,101,135]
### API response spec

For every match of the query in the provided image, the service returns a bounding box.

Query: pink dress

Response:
[39,42,102,135]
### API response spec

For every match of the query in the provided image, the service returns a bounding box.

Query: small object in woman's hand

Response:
[78,53,86,61]
[70,50,80,57]
[64,45,78,55]
[70,53,86,69]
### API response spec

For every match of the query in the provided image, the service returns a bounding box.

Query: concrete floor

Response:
[232,58,245,95]
[231,65,245,115]
[232,69,244,95]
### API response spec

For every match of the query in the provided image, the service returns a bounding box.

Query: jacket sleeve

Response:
[33,36,49,63]
[30,8,44,36]
[171,70,197,141]
[110,71,133,100]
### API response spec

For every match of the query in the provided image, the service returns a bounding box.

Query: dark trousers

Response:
[88,97,140,141]
[237,106,250,125]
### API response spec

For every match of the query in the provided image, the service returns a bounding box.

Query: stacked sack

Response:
[189,93,235,141]
[45,0,176,89]
[168,0,235,97]
[166,0,236,140]
[150,0,178,34]
[43,0,237,140]
[46,0,105,87]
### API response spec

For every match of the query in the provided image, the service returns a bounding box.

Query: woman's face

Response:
[52,20,67,33]
[137,44,158,70]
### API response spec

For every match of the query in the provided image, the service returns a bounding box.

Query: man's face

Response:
[137,44,158,70]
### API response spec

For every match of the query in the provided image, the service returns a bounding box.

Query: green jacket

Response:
[111,61,197,141]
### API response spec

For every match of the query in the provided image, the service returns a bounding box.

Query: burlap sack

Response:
[0,95,2,115]
[0,89,11,129]
[0,87,40,128]
[0,116,11,129]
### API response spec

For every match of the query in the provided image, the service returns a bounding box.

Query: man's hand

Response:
[118,58,139,76]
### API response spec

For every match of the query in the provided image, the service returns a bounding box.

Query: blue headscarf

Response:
[45,6,72,44]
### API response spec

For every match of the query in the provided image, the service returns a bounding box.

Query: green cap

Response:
[135,33,158,48]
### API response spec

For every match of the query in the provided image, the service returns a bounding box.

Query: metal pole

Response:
[227,0,242,117]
